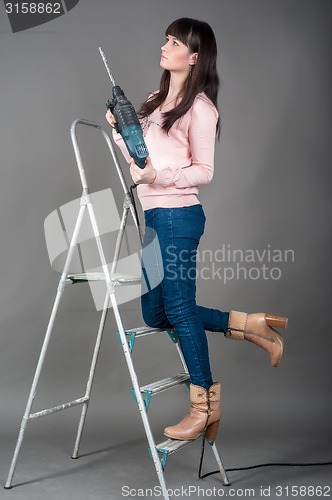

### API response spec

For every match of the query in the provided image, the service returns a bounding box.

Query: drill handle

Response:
[106,98,116,112]
[106,99,119,132]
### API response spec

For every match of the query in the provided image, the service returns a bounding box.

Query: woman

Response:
[106,17,288,442]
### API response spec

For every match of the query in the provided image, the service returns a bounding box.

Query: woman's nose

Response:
[161,40,169,51]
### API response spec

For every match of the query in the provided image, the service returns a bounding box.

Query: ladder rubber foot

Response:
[71,456,79,459]
[4,486,13,489]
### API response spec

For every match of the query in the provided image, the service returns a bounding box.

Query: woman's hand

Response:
[130,156,157,185]
[106,109,156,184]
[105,109,117,128]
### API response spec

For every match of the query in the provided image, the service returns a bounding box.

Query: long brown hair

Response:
[138,18,220,139]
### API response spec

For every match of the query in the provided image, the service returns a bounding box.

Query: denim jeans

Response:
[141,204,229,390]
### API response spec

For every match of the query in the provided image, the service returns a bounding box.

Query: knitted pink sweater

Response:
[112,92,219,212]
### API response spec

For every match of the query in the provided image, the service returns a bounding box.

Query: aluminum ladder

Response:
[4,119,230,498]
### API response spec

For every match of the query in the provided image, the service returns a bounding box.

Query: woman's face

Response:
[160,34,195,74]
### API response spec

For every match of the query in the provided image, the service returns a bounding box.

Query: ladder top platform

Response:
[67,272,141,284]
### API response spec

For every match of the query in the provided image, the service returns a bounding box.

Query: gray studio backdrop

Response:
[0,0,331,498]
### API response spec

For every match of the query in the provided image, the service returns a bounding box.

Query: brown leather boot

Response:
[225,311,288,367]
[164,382,221,441]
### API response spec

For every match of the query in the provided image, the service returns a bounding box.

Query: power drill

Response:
[99,47,148,170]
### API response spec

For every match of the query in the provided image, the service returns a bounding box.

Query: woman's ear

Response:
[189,53,198,66]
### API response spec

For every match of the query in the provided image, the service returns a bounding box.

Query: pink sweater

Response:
[112,92,219,212]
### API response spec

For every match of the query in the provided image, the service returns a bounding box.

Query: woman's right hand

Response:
[105,109,117,128]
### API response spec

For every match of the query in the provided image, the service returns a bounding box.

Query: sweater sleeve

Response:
[153,97,219,188]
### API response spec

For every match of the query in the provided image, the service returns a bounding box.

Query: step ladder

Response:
[4,119,230,498]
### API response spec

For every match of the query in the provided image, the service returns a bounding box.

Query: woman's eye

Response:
[165,37,179,46]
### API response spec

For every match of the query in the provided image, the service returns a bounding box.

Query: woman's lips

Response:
[161,54,167,59]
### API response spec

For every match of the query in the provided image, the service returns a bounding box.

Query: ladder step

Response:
[140,373,190,395]
[125,326,174,338]
[67,272,140,284]
[118,326,177,354]
[156,438,191,455]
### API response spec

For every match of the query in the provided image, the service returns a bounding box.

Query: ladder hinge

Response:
[57,279,68,293]
[106,282,115,295]
[80,188,91,206]
[148,447,169,471]
[123,193,133,209]
[116,330,136,352]
[166,329,178,343]
[131,388,152,411]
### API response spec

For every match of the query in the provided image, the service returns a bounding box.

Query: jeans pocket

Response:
[174,205,206,242]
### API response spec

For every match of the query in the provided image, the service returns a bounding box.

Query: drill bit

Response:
[99,46,116,86]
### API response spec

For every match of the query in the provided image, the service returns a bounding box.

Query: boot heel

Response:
[265,314,288,329]
[204,420,220,441]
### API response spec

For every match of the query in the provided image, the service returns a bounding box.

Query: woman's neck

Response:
[159,70,189,111]
[168,70,189,98]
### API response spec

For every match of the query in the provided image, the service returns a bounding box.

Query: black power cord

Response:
[198,438,332,482]
[129,183,140,231]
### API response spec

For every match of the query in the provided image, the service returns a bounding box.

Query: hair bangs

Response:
[165,18,193,47]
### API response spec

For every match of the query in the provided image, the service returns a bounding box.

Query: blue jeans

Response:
[141,204,229,390]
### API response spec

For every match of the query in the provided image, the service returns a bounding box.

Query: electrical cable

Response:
[129,183,141,232]
[198,437,332,482]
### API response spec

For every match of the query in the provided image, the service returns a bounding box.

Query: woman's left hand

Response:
[129,156,157,185]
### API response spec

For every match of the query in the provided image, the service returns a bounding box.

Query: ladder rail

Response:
[110,292,170,499]
[72,290,110,459]
[110,203,133,276]
[5,202,87,489]
[70,119,143,244]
